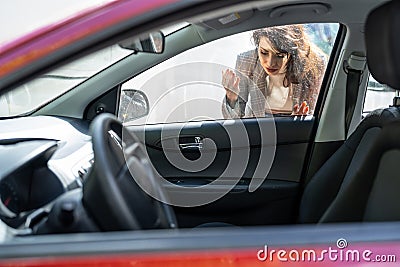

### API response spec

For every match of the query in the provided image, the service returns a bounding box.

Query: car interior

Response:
[0,0,400,241]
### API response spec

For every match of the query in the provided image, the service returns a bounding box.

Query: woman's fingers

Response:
[300,101,309,115]
[222,69,239,105]
[292,104,299,114]
[300,101,308,114]
[222,69,239,94]
[233,75,240,89]
[292,101,309,115]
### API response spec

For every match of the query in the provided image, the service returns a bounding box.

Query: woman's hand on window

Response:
[222,69,240,107]
[292,101,309,115]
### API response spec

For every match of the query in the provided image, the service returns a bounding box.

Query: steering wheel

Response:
[82,113,177,231]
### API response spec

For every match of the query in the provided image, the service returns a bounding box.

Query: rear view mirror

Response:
[118,31,164,53]
[118,89,149,122]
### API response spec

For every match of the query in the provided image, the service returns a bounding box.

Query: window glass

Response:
[363,74,395,113]
[0,23,189,118]
[120,23,339,125]
[0,45,132,117]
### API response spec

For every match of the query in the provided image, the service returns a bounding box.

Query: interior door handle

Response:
[179,136,203,150]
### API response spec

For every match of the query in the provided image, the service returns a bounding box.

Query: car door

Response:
[119,22,342,228]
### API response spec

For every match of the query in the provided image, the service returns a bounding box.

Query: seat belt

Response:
[344,53,366,138]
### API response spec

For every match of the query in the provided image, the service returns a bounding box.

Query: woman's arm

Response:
[221,50,258,119]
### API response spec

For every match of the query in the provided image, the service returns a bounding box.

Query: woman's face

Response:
[258,36,289,77]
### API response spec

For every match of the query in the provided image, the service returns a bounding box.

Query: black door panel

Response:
[129,117,312,179]
[174,180,299,228]
[127,117,314,226]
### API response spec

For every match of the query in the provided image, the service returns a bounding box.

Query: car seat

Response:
[298,0,400,223]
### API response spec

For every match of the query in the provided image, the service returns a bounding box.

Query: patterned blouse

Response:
[222,49,325,118]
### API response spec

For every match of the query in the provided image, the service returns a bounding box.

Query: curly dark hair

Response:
[252,24,326,90]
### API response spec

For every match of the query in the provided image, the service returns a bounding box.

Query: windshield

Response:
[0,1,114,45]
[0,22,189,118]
[0,45,132,117]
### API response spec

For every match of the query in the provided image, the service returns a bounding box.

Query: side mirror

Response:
[118,89,149,122]
[118,31,164,54]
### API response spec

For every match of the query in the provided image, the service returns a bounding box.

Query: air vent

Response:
[72,154,94,181]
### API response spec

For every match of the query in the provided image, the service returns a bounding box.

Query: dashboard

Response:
[0,116,94,228]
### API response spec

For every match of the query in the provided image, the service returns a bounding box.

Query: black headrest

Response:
[365,0,400,89]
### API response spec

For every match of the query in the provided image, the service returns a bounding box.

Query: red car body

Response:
[0,1,400,266]
[0,0,181,91]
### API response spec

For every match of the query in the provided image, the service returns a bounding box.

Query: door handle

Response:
[179,136,203,150]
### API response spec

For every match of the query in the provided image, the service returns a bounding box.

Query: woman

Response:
[221,24,327,118]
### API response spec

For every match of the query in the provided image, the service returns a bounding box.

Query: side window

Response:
[363,74,395,114]
[119,23,339,125]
